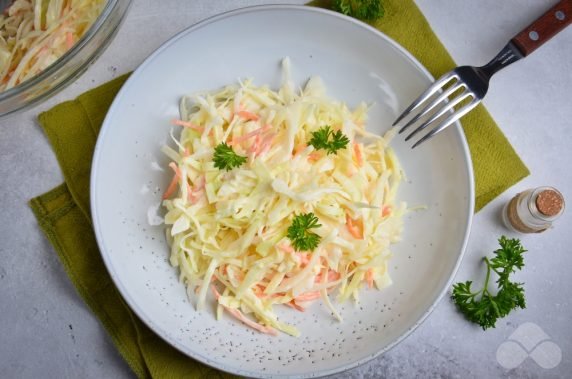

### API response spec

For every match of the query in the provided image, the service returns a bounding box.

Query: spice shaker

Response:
[503,186,565,233]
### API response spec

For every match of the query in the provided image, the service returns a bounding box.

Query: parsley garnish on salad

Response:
[213,142,247,171]
[452,236,527,330]
[162,58,405,336]
[287,213,322,252]
[308,126,350,155]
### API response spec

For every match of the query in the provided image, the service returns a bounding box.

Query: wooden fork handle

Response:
[511,0,572,56]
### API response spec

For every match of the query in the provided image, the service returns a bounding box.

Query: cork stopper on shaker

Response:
[502,187,565,234]
[535,189,564,217]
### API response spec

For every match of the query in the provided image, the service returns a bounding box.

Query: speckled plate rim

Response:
[91,5,475,378]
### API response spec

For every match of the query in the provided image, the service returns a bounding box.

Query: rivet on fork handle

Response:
[511,0,572,56]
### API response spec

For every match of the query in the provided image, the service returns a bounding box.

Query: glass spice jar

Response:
[502,187,565,233]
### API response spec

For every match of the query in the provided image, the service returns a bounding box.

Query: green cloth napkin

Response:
[30,1,528,378]
[30,75,232,379]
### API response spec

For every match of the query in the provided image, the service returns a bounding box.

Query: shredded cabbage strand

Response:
[0,0,105,91]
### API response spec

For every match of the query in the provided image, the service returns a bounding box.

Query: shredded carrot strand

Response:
[171,119,204,132]
[65,32,74,49]
[169,162,182,179]
[210,285,222,298]
[256,133,275,156]
[277,243,295,254]
[345,213,363,239]
[382,205,392,217]
[293,142,307,156]
[236,110,260,121]
[308,152,321,162]
[162,175,178,200]
[286,301,305,312]
[353,143,363,167]
[231,124,271,145]
[366,268,374,289]
[316,270,340,283]
[185,176,205,204]
[210,286,277,335]
[248,134,262,155]
[293,291,321,302]
[252,285,266,297]
[162,162,182,199]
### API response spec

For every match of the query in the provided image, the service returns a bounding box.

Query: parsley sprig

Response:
[287,213,322,252]
[452,236,527,330]
[308,126,350,155]
[333,0,385,21]
[213,142,247,171]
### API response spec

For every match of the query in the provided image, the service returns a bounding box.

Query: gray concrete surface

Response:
[1,1,570,378]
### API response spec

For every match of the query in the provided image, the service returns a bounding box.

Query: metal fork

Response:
[394,0,572,148]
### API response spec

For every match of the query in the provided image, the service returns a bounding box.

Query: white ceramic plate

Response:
[91,5,474,378]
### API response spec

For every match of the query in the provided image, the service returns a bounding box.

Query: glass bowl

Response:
[0,0,132,117]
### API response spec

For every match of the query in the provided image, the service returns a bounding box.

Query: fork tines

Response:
[393,72,480,148]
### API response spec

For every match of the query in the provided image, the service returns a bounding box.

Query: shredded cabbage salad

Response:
[0,0,105,91]
[162,58,405,337]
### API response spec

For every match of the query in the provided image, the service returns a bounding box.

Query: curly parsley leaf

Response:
[308,126,350,155]
[451,236,527,330]
[332,0,385,21]
[213,142,247,171]
[287,213,322,252]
